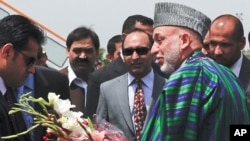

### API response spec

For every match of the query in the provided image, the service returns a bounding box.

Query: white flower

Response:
[48,92,76,115]
[59,111,85,135]
[48,92,59,105]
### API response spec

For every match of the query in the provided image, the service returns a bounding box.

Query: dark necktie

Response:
[4,87,30,141]
[70,83,85,113]
[133,79,147,140]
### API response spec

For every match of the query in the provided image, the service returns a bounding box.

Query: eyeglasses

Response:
[16,50,36,67]
[122,47,150,56]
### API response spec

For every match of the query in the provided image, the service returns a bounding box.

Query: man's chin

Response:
[160,63,175,75]
[130,69,144,76]
[215,60,227,66]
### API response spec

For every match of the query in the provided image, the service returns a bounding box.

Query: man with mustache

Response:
[60,26,99,113]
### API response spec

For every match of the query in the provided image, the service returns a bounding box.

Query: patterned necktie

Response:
[133,79,147,140]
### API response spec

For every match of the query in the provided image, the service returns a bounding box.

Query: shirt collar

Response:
[0,77,6,95]
[128,68,154,89]
[68,64,78,86]
[230,53,243,77]
[67,64,87,89]
[22,73,34,90]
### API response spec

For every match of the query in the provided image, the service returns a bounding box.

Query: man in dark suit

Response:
[209,14,250,91]
[60,26,99,114]
[96,29,165,141]
[239,55,250,90]
[15,66,70,141]
[0,15,45,141]
[85,15,167,118]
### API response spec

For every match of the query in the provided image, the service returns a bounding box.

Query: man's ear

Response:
[1,43,14,58]
[106,54,113,62]
[121,33,127,40]
[239,36,246,50]
[180,33,191,50]
[66,47,70,58]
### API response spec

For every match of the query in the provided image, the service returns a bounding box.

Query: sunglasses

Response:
[122,47,150,56]
[16,50,36,67]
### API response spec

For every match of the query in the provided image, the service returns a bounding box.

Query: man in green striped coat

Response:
[142,2,250,141]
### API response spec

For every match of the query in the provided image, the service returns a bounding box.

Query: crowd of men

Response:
[0,2,250,141]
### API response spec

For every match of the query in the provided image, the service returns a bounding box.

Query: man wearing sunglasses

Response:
[0,15,45,141]
[15,46,70,141]
[96,29,165,141]
[85,14,167,119]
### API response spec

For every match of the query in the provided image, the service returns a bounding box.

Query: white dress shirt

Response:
[67,64,87,106]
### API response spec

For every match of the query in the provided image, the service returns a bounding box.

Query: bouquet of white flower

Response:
[1,92,128,141]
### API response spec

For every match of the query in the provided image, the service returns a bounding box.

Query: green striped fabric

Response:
[141,51,250,141]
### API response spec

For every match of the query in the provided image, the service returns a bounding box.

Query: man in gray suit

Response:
[96,29,165,141]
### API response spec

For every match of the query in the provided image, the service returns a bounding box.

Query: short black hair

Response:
[66,26,100,50]
[0,15,45,51]
[122,28,153,49]
[122,15,153,34]
[107,35,122,54]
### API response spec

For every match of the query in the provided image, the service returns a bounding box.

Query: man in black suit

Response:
[15,66,70,141]
[209,14,250,91]
[60,26,99,114]
[85,15,167,118]
[0,15,45,141]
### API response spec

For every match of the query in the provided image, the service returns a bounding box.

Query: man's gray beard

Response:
[160,62,176,75]
[160,48,180,76]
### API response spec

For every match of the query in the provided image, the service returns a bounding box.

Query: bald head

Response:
[209,14,245,67]
[210,14,244,40]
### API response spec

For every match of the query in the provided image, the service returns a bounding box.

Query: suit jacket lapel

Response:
[143,72,166,130]
[0,90,31,141]
[151,73,166,107]
[0,91,10,112]
[33,67,50,140]
[116,74,134,132]
[239,55,250,90]
[34,67,49,99]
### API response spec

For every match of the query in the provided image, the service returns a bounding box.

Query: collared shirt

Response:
[67,64,87,106]
[127,69,154,114]
[0,76,7,95]
[230,53,243,77]
[16,73,35,141]
[16,73,34,100]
